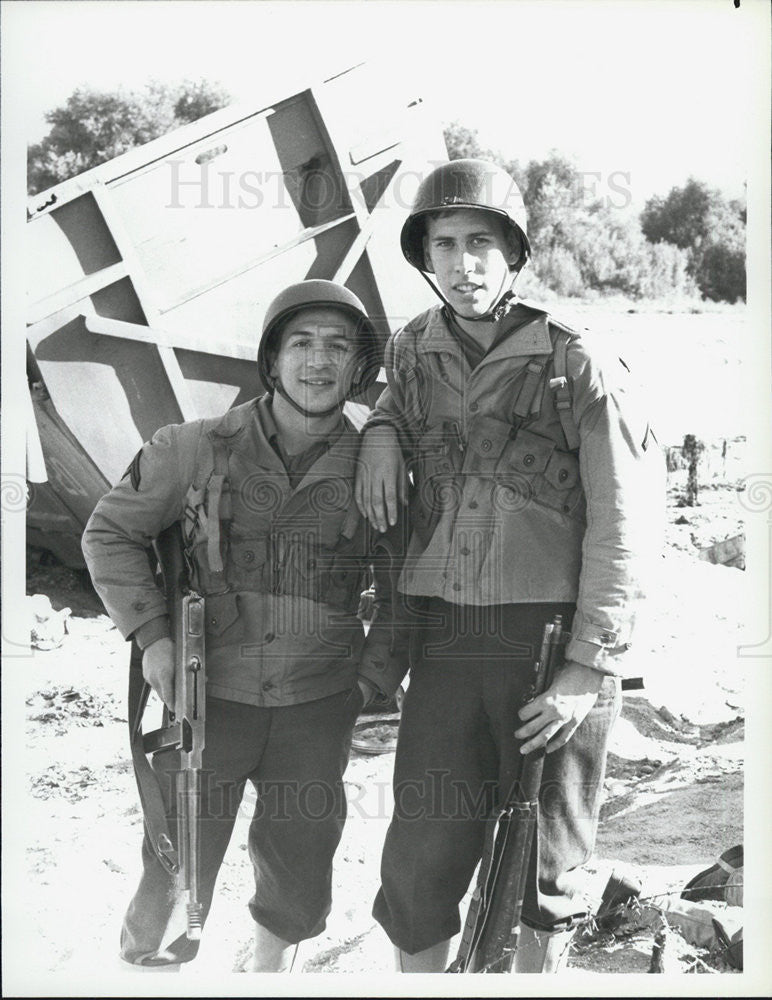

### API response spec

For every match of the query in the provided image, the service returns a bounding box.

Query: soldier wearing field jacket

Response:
[82,280,406,972]
[354,159,665,973]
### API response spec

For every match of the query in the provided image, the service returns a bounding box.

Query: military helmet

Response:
[258,279,379,401]
[400,158,531,273]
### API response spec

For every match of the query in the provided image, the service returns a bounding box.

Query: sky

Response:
[4,0,768,207]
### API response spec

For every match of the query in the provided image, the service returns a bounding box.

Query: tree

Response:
[442,124,718,301]
[28,80,231,194]
[443,121,490,162]
[641,179,746,302]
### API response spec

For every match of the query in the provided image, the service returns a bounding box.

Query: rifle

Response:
[448,615,565,973]
[128,522,206,940]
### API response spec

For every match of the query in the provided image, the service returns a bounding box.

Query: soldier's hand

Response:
[355,426,407,533]
[142,636,176,711]
[514,660,604,754]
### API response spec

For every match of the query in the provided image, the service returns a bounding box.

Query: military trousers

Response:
[121,687,362,966]
[372,598,621,955]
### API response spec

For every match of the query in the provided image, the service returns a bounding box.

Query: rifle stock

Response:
[448,616,564,973]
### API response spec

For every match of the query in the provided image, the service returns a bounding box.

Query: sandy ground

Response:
[6,307,762,992]
[9,487,748,989]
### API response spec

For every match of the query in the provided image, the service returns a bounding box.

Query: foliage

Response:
[443,124,742,303]
[443,121,492,162]
[28,80,231,194]
[641,179,746,303]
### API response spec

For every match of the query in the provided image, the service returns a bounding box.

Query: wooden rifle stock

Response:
[448,616,564,973]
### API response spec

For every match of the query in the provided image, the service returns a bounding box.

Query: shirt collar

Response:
[426,302,554,360]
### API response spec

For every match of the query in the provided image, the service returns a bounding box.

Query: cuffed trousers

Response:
[122,688,361,965]
[373,600,621,954]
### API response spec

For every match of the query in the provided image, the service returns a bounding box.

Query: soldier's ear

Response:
[265,326,283,377]
[506,231,522,268]
[422,234,435,274]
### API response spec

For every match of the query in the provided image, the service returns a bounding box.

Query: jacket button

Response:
[440,351,451,362]
[523,454,535,467]
[460,546,470,556]
[133,601,147,612]
[264,632,275,643]
[469,402,479,412]
[210,617,218,626]
[452,582,461,591]
[481,439,492,451]
[441,373,450,383]
[558,468,569,483]
[308,559,316,569]
[262,680,274,691]
[469,500,478,509]
[243,550,255,563]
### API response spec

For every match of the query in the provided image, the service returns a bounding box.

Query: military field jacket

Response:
[364,303,665,675]
[82,396,406,706]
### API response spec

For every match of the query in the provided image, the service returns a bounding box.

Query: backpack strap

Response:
[549,328,581,452]
[512,357,549,424]
[204,436,232,592]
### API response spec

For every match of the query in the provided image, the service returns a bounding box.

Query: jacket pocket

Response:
[498,426,555,476]
[228,537,269,590]
[543,449,579,490]
[464,415,512,475]
[498,428,584,521]
[205,592,243,644]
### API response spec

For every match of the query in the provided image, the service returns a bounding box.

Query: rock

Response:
[27,594,72,650]
[658,705,683,729]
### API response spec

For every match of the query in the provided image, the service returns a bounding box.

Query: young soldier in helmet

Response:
[355,159,663,972]
[83,280,405,972]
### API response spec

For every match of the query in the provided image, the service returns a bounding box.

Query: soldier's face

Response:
[270,307,359,413]
[424,209,516,318]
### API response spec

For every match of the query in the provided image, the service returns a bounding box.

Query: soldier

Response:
[82,280,405,971]
[354,159,663,972]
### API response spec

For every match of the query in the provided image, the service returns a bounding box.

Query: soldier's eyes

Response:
[291,340,351,353]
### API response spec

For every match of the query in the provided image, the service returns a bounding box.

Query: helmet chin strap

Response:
[419,267,522,325]
[273,380,345,420]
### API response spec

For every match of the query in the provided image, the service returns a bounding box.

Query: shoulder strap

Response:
[548,327,581,452]
[512,358,549,422]
[204,436,232,591]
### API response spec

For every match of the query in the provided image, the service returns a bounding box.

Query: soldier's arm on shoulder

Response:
[81,422,201,641]
[567,336,665,675]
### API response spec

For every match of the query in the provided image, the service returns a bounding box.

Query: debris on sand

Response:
[26,685,124,733]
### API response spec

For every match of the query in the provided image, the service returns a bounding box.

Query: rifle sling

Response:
[128,641,180,876]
